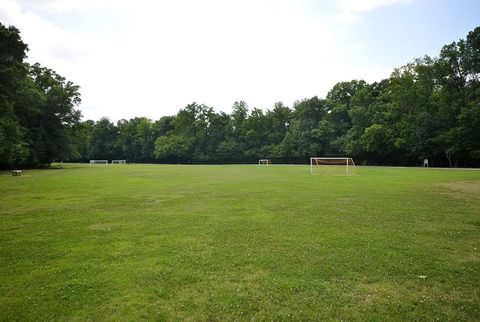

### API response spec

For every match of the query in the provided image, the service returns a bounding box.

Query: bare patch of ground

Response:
[436,181,480,195]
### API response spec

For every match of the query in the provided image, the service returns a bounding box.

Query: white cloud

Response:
[335,0,410,25]
[1,0,393,121]
[334,11,362,24]
[337,0,409,13]
[10,0,117,13]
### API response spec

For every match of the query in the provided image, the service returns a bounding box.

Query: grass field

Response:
[1,164,479,321]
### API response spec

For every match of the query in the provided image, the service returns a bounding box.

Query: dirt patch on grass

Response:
[429,181,480,202]
[437,181,480,194]
[88,223,119,231]
[142,198,168,206]
[356,281,399,305]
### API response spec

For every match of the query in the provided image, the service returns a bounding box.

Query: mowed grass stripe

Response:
[0,164,479,321]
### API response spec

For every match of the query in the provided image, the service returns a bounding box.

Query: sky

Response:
[0,0,479,121]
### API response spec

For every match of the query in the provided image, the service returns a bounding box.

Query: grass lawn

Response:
[1,164,479,321]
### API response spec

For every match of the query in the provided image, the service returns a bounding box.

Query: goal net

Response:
[310,157,356,175]
[258,159,272,165]
[90,160,108,165]
[111,160,127,164]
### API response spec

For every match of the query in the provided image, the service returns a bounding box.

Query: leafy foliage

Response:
[0,23,81,168]
[1,23,480,167]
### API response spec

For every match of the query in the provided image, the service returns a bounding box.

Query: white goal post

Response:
[89,160,108,165]
[258,159,272,165]
[310,157,356,175]
[111,160,127,164]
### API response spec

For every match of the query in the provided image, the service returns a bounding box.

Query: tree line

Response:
[1,22,479,168]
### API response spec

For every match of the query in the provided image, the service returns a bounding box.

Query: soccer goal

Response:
[111,160,127,164]
[89,160,108,166]
[259,159,272,165]
[310,157,356,175]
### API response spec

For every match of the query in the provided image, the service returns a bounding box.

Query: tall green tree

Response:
[89,118,117,160]
[0,24,29,167]
[1,23,81,167]
[20,64,81,164]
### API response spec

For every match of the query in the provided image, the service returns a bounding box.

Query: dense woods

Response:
[1,22,479,168]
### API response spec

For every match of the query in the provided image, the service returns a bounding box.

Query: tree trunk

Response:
[445,150,453,168]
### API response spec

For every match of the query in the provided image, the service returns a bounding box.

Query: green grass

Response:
[1,164,479,321]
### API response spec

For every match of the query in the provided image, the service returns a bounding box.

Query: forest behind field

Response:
[1,23,479,168]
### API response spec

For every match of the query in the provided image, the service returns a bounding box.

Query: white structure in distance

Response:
[111,160,127,164]
[258,159,272,165]
[89,160,108,165]
[310,157,356,175]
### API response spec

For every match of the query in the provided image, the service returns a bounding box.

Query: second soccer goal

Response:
[310,157,356,175]
[111,160,127,164]
[258,159,272,165]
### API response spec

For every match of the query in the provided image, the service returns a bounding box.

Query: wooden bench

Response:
[12,170,22,176]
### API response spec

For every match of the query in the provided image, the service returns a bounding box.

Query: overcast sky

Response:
[1,0,478,121]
